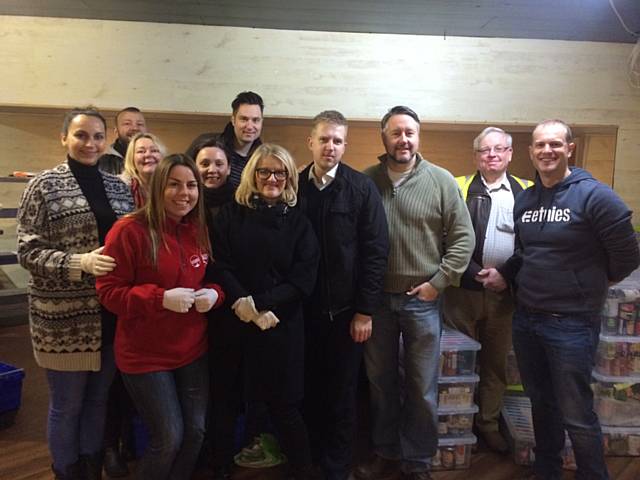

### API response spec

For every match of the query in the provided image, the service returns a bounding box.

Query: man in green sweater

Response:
[354,106,474,480]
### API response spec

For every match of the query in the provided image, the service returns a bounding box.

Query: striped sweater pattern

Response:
[365,154,474,294]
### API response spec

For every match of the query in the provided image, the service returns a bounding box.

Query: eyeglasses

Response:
[476,145,510,155]
[256,168,288,181]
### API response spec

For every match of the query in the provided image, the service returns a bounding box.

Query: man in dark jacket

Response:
[221,91,264,186]
[503,119,639,480]
[98,106,147,175]
[299,110,389,480]
[443,127,532,454]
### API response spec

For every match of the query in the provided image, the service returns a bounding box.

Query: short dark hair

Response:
[61,106,106,135]
[115,106,143,124]
[185,133,228,161]
[381,106,420,130]
[312,110,348,131]
[533,119,574,144]
[231,91,264,115]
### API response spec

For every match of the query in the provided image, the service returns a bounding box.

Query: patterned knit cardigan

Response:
[17,163,134,371]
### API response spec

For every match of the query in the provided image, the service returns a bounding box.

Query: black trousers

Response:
[103,370,135,452]
[304,309,364,480]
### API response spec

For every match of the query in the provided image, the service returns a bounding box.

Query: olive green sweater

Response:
[365,154,474,294]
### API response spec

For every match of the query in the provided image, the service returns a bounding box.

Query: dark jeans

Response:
[512,307,609,480]
[123,353,209,480]
[103,370,135,452]
[46,345,116,471]
[304,309,363,480]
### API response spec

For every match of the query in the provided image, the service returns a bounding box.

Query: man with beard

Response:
[98,107,147,175]
[355,106,474,480]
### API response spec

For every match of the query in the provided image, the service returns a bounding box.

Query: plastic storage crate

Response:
[439,327,481,376]
[500,395,576,470]
[602,426,640,456]
[431,434,477,471]
[601,269,640,337]
[0,362,25,429]
[438,374,479,409]
[437,404,478,438]
[594,335,640,378]
[592,371,640,427]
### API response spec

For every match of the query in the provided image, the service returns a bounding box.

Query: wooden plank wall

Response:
[0,16,636,215]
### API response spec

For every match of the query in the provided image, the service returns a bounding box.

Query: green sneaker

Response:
[234,433,286,468]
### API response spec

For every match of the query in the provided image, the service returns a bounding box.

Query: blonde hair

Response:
[235,143,299,208]
[131,154,210,267]
[123,132,167,187]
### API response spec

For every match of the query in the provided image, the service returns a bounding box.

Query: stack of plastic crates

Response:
[432,327,480,471]
[593,268,640,456]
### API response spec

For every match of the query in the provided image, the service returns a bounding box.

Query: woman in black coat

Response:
[210,143,320,480]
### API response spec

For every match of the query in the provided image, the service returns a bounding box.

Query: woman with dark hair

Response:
[186,133,235,223]
[210,143,321,479]
[17,107,134,479]
[96,154,225,480]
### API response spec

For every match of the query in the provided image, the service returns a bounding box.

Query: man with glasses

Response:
[298,110,389,480]
[355,106,474,480]
[442,127,531,454]
[503,119,638,480]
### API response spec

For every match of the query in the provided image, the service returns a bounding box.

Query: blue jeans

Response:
[512,307,609,480]
[123,353,209,480]
[46,345,116,471]
[364,294,440,473]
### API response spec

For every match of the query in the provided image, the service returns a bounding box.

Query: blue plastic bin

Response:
[0,362,26,429]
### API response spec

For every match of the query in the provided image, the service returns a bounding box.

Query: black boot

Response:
[80,452,104,480]
[52,459,84,480]
[103,446,129,478]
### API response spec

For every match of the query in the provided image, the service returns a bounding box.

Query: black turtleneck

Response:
[68,157,118,244]
[68,156,119,345]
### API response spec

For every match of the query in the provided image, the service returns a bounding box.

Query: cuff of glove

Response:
[68,254,84,282]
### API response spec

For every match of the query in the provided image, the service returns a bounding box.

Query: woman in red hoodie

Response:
[97,153,224,480]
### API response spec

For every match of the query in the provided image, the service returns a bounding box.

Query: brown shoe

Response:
[353,454,401,480]
[481,430,509,454]
[403,472,433,480]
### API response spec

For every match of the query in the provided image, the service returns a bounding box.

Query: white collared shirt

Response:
[481,173,516,268]
[309,163,339,191]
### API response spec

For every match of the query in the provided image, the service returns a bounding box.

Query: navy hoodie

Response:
[507,167,639,313]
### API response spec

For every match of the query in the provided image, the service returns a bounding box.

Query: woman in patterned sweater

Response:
[16,107,134,480]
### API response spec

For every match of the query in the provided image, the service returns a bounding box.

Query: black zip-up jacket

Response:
[299,163,389,319]
[458,172,529,290]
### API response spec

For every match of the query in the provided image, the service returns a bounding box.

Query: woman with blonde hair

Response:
[210,143,320,479]
[121,132,166,207]
[97,154,224,480]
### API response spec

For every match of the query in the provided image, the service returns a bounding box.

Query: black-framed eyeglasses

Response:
[256,168,288,181]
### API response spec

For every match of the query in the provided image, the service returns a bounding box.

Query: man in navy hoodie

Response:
[502,119,639,480]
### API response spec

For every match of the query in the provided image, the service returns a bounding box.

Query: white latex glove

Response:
[231,296,259,323]
[162,288,195,313]
[194,288,219,313]
[253,311,280,331]
[80,246,116,277]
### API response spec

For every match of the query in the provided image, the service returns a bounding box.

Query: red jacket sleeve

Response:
[96,219,166,316]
